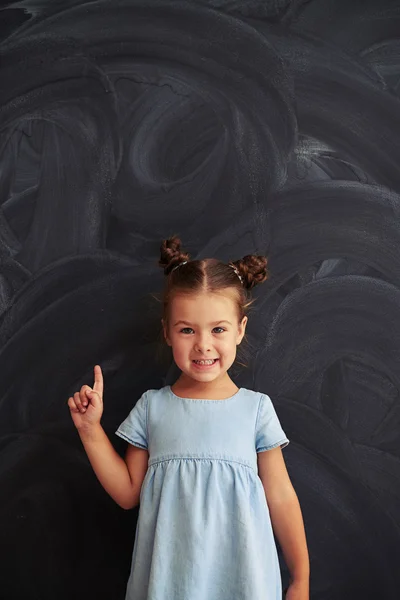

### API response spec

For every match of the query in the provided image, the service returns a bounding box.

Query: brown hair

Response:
[159,235,269,328]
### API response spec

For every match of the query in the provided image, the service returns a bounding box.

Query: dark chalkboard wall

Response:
[1,1,399,599]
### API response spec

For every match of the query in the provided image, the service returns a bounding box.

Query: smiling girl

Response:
[68,235,310,600]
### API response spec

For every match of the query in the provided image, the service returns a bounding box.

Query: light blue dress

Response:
[115,385,289,600]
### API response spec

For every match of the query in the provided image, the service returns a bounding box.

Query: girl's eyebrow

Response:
[173,320,232,327]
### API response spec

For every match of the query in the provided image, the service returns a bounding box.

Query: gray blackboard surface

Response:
[0,1,399,599]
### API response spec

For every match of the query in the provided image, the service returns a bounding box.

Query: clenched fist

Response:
[68,365,104,431]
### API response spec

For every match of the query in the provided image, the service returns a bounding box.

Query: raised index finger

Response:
[93,365,104,396]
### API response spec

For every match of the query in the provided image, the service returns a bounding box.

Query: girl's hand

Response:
[284,579,309,600]
[67,365,104,431]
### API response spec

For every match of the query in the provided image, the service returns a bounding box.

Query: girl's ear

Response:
[162,319,172,346]
[236,316,248,345]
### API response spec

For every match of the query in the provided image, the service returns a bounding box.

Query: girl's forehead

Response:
[170,291,237,314]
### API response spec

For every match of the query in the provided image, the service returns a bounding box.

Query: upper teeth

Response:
[195,360,216,365]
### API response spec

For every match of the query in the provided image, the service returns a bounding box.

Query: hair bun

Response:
[232,255,268,290]
[159,235,191,275]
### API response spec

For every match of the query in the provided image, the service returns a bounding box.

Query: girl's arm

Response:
[257,448,310,590]
[79,424,148,510]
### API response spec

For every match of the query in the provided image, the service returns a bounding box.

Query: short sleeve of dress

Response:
[115,392,149,449]
[255,393,289,452]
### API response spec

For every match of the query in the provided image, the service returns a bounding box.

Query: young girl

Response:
[68,236,310,600]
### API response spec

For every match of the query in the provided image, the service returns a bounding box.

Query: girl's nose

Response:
[194,335,212,353]
[194,344,211,354]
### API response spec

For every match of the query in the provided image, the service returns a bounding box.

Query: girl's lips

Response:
[192,358,218,362]
[192,359,219,369]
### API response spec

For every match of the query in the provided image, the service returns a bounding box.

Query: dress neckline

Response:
[167,385,242,403]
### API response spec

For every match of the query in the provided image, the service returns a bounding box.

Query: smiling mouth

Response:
[192,359,218,365]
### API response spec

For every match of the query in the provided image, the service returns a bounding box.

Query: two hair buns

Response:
[159,236,268,290]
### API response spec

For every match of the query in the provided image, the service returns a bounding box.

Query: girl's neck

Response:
[171,374,239,400]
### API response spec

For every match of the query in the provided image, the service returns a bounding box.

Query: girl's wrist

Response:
[78,422,103,441]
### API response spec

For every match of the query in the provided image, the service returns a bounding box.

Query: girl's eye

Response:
[179,327,226,334]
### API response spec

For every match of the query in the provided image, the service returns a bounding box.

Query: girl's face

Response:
[162,291,247,384]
